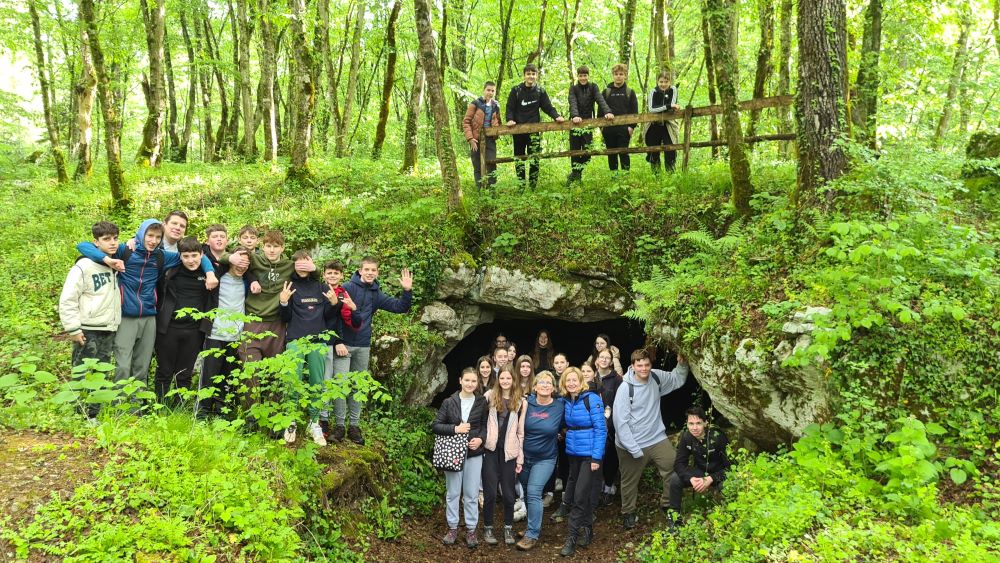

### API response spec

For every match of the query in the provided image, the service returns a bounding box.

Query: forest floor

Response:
[368,487,682,562]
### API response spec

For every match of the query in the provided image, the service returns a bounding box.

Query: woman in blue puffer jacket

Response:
[557,366,606,557]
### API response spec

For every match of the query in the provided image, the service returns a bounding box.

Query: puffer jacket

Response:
[462,97,501,142]
[561,390,607,461]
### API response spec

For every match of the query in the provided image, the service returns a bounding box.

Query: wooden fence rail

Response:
[477,94,794,181]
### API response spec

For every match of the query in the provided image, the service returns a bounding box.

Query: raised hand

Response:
[340,289,357,311]
[399,268,413,291]
[279,281,296,304]
[323,286,338,304]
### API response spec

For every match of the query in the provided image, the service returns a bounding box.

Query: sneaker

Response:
[513,502,527,522]
[347,425,365,445]
[515,537,537,551]
[559,534,576,557]
[465,530,478,548]
[600,492,614,506]
[308,422,327,446]
[483,527,497,545]
[549,503,569,522]
[577,526,593,548]
[666,512,684,535]
[442,528,459,545]
[283,423,297,444]
[504,526,515,545]
[542,492,554,508]
[332,425,346,442]
[555,478,564,492]
[319,419,331,438]
[622,512,638,529]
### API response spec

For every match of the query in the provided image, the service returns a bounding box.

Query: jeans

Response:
[513,133,542,188]
[470,137,498,187]
[518,457,556,540]
[668,472,725,512]
[329,345,370,426]
[445,454,484,529]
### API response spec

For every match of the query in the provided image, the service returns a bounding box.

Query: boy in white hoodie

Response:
[612,348,688,529]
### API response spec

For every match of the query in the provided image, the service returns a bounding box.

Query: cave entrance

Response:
[435,315,717,432]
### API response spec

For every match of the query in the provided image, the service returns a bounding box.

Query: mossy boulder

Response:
[315,444,386,501]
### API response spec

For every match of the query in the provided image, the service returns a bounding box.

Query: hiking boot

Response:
[549,503,570,522]
[442,528,459,545]
[307,422,327,446]
[347,425,365,445]
[622,512,638,529]
[666,512,684,535]
[319,419,331,438]
[577,526,593,548]
[331,425,346,442]
[283,423,297,445]
[466,530,478,548]
[542,492,554,508]
[483,527,498,545]
[504,525,515,545]
[515,537,537,551]
[559,534,576,557]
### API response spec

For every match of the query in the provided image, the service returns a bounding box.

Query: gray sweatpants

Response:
[114,316,156,385]
[445,454,484,530]
[328,345,371,426]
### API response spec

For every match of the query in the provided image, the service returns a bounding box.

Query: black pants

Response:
[667,472,725,512]
[603,126,631,170]
[199,338,240,415]
[470,137,497,187]
[513,133,542,188]
[569,130,593,179]
[565,455,599,537]
[645,123,676,172]
[481,447,517,527]
[546,438,570,495]
[153,327,204,403]
[602,434,620,488]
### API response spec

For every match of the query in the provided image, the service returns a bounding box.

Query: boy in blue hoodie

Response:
[78,219,218,387]
[331,257,413,444]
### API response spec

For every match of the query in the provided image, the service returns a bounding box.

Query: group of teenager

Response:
[433,331,731,554]
[59,213,413,446]
[462,63,681,189]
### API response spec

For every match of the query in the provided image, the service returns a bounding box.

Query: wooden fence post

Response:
[682,106,693,171]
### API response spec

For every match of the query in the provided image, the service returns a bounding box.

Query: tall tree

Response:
[450,0,470,127]
[80,0,129,208]
[164,32,180,161]
[257,0,279,162]
[337,1,366,157]
[850,0,882,150]
[563,0,582,83]
[73,16,97,179]
[653,0,674,76]
[619,0,638,66]
[701,1,720,157]
[401,57,426,173]
[776,0,793,157]
[28,1,69,183]
[496,0,516,91]
[174,10,198,162]
[237,0,255,157]
[706,0,753,216]
[286,0,315,181]
[136,0,167,166]
[191,10,215,161]
[933,6,971,147]
[372,0,402,159]
[413,0,462,211]
[748,0,774,141]
[794,0,848,208]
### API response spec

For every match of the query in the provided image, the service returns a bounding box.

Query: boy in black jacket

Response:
[667,406,730,531]
[505,63,565,189]
[567,65,614,183]
[602,63,639,172]
[154,237,215,404]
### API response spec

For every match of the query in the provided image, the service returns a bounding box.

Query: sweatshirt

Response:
[612,362,689,458]
[279,272,348,344]
[59,257,122,335]
[648,86,678,113]
[221,250,296,321]
[505,83,561,125]
[340,271,412,347]
[568,82,612,120]
[602,82,639,117]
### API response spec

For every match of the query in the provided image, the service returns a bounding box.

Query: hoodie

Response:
[59,257,121,335]
[612,362,689,458]
[602,82,639,117]
[77,219,214,318]
[340,271,412,347]
[505,83,561,125]
[280,271,349,344]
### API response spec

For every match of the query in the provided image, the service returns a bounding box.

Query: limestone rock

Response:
[437,265,478,300]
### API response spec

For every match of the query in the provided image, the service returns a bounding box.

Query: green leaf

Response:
[33,371,57,384]
[949,468,967,485]
[50,389,80,404]
[925,422,947,435]
[949,306,966,321]
[0,373,20,389]
[17,363,37,374]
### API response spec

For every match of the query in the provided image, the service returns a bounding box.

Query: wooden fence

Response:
[477,94,795,183]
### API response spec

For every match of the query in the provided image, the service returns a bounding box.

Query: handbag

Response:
[432,433,469,472]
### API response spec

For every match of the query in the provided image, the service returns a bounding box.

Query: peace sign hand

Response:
[399,268,413,291]
[279,281,296,305]
[340,289,357,311]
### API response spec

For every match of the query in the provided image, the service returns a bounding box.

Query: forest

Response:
[0,0,999,560]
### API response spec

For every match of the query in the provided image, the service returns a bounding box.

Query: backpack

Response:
[627,371,662,405]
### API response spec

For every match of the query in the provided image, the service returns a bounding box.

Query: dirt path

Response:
[368,493,668,562]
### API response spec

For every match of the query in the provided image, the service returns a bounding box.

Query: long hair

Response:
[558,366,585,398]
[488,365,524,414]
[590,334,614,366]
[532,330,555,370]
[515,354,535,392]
[476,355,495,393]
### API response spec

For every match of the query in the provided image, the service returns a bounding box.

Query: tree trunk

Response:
[653,0,673,77]
[701,1,720,158]
[794,0,848,208]
[136,0,166,166]
[176,11,198,162]
[748,0,774,142]
[164,32,180,161]
[527,0,547,71]
[73,15,97,180]
[401,57,426,173]
[372,0,402,159]
[226,2,242,155]
[80,0,129,208]
[619,0,637,65]
[257,0,278,162]
[28,1,69,183]
[204,17,230,160]
[707,0,753,216]
[496,0,516,92]
[933,7,971,147]
[414,0,462,211]
[192,12,215,161]
[313,0,332,150]
[287,0,315,182]
[336,1,366,157]
[564,0,582,83]
[451,0,470,128]
[776,0,793,156]
[238,0,255,157]
[850,0,881,150]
